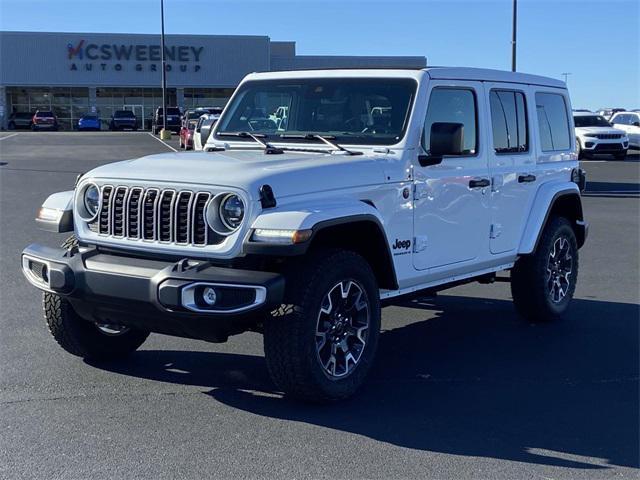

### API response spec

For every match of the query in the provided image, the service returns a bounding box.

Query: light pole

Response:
[562,72,572,84]
[511,0,517,72]
[159,0,169,138]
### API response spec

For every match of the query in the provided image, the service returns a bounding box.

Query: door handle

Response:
[518,174,536,183]
[469,178,490,188]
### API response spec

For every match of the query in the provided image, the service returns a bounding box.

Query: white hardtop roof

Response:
[573,111,602,117]
[245,67,565,88]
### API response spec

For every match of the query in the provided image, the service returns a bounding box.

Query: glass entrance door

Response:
[124,105,144,129]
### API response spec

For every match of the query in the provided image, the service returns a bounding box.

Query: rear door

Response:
[413,81,491,271]
[484,84,537,254]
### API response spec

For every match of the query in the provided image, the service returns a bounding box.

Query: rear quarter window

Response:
[535,92,571,151]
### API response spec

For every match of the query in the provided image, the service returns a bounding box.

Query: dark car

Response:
[77,114,101,131]
[110,110,138,131]
[152,107,181,134]
[8,111,34,130]
[31,110,58,131]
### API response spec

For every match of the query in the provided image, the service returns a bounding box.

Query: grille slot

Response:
[192,192,211,245]
[98,186,113,234]
[158,190,176,242]
[112,187,128,237]
[126,188,143,238]
[596,133,622,139]
[92,185,219,247]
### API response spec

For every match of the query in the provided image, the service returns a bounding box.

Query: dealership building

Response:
[0,31,426,130]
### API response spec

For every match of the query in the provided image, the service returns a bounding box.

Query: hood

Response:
[575,126,626,135]
[85,149,398,200]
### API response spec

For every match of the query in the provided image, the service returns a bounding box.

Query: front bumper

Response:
[21,244,285,342]
[581,138,629,154]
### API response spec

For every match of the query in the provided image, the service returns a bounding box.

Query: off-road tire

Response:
[43,235,150,360]
[264,249,381,402]
[511,217,579,322]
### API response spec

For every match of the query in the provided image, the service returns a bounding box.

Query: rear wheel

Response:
[43,235,150,360]
[264,249,381,402]
[511,217,578,322]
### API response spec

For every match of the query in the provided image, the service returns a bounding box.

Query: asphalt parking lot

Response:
[0,131,638,479]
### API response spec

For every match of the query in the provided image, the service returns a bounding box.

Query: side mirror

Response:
[419,122,464,167]
[633,121,640,127]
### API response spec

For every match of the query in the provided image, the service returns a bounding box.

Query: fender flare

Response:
[244,199,398,288]
[518,182,585,255]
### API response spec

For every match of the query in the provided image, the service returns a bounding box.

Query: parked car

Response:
[574,112,629,159]
[109,110,138,131]
[596,108,626,121]
[77,114,101,131]
[152,107,181,134]
[610,111,640,149]
[31,110,59,131]
[179,119,199,149]
[572,109,591,113]
[8,111,34,130]
[22,67,588,402]
[193,114,219,150]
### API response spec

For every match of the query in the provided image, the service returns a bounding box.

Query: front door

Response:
[413,82,491,271]
[124,105,144,129]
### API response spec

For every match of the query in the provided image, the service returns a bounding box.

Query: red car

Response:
[179,119,198,150]
[32,110,59,131]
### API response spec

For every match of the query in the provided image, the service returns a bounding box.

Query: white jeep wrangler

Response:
[22,68,588,402]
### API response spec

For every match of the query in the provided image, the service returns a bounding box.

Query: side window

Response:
[535,92,571,151]
[489,90,528,153]
[423,88,477,155]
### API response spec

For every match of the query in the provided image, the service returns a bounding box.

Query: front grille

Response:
[595,133,623,139]
[93,185,220,246]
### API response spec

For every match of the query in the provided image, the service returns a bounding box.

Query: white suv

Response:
[574,112,629,159]
[610,111,640,150]
[22,68,588,402]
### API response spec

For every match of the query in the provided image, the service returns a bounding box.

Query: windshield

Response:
[35,111,54,117]
[215,78,417,146]
[115,110,135,118]
[81,115,98,120]
[574,115,611,127]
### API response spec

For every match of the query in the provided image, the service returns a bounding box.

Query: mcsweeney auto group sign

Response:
[67,39,204,73]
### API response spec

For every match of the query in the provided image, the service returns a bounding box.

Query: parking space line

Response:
[147,132,177,152]
[0,133,19,141]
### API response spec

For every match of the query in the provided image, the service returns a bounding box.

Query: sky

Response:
[0,0,638,110]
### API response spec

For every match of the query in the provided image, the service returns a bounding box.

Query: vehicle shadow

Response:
[90,295,639,471]
[584,181,640,198]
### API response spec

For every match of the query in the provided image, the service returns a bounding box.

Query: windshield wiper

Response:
[279,134,362,155]
[218,131,283,154]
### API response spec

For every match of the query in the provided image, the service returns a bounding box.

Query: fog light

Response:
[202,287,217,306]
[585,142,594,148]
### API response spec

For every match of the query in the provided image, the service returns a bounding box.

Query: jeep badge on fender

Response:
[21,67,587,403]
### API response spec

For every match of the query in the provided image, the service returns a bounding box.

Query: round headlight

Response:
[83,184,100,219]
[219,194,244,230]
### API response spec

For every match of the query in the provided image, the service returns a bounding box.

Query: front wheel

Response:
[43,236,149,360]
[614,151,627,160]
[264,249,381,402]
[511,217,579,322]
